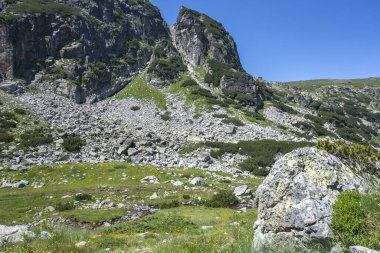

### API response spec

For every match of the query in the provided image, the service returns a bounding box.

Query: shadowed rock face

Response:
[253,147,375,251]
[0,0,179,102]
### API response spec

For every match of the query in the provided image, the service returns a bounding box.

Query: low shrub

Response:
[0,132,14,143]
[74,194,93,202]
[0,119,17,129]
[14,108,28,115]
[157,199,181,209]
[212,113,229,119]
[331,191,380,251]
[161,111,171,121]
[130,106,140,111]
[181,79,198,88]
[222,117,245,126]
[55,201,75,211]
[182,194,191,200]
[239,157,270,176]
[20,129,53,148]
[63,135,85,152]
[205,190,239,208]
[272,101,297,114]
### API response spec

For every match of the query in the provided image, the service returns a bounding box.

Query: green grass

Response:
[0,162,263,226]
[0,158,263,253]
[115,73,167,110]
[285,77,380,91]
[6,0,82,16]
[61,209,127,223]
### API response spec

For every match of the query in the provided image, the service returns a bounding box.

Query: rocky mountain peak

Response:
[173,6,241,69]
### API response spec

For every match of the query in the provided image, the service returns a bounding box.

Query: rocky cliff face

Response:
[0,0,183,102]
[172,7,241,68]
[172,7,264,110]
[0,1,264,107]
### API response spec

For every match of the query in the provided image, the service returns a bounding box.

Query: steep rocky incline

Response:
[172,6,264,110]
[0,0,183,102]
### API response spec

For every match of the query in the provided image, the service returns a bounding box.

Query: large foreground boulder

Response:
[253,147,374,251]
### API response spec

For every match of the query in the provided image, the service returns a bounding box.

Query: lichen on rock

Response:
[253,147,376,251]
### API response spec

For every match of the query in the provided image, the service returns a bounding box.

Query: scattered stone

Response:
[1,180,28,188]
[149,192,158,200]
[44,206,55,212]
[189,177,205,186]
[75,241,87,248]
[349,246,380,253]
[0,225,33,245]
[40,231,52,240]
[171,180,183,186]
[140,176,160,184]
[233,185,252,197]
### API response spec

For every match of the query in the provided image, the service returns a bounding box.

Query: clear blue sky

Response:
[151,0,380,82]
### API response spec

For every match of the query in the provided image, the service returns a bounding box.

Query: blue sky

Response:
[151,0,380,82]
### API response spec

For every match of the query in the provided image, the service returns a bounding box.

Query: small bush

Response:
[0,119,17,129]
[0,132,14,143]
[182,194,191,200]
[212,113,229,119]
[272,101,297,114]
[222,118,245,126]
[63,135,85,152]
[205,190,239,208]
[74,194,93,202]
[14,108,28,115]
[157,200,181,209]
[55,201,75,211]
[181,79,198,88]
[161,111,171,121]
[130,106,140,111]
[20,129,53,148]
[191,88,215,98]
[239,157,270,176]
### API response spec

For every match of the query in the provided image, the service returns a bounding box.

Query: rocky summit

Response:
[0,1,379,252]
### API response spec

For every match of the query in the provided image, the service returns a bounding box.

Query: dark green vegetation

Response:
[62,135,85,152]
[204,190,239,208]
[160,111,171,121]
[148,57,186,80]
[280,78,380,143]
[0,96,54,153]
[331,191,380,252]
[317,141,379,176]
[4,0,82,17]
[204,59,245,87]
[182,140,312,176]
[20,128,53,148]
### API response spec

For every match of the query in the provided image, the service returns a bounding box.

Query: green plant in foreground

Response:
[331,191,380,251]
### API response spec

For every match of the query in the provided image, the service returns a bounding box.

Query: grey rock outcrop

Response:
[0,0,182,102]
[172,6,265,110]
[172,6,240,68]
[253,147,374,251]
